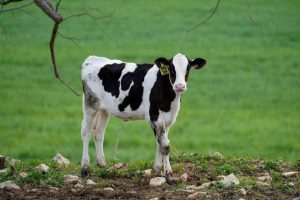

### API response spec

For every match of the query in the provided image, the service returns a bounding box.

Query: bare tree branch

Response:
[33,0,63,23]
[185,0,221,32]
[0,0,23,6]
[49,22,80,96]
[0,1,33,14]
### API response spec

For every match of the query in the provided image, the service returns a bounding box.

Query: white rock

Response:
[188,191,206,199]
[86,179,97,185]
[288,182,295,187]
[8,159,21,166]
[221,174,240,187]
[144,169,152,177]
[293,197,300,200]
[75,183,84,189]
[177,189,194,193]
[36,164,50,174]
[239,198,245,200]
[258,175,272,182]
[149,198,159,200]
[49,186,59,191]
[64,175,80,184]
[186,185,200,190]
[53,153,70,166]
[282,171,298,177]
[201,181,215,189]
[0,168,9,174]
[149,177,166,187]
[0,181,20,190]
[104,187,114,191]
[180,173,188,182]
[114,163,124,169]
[19,172,28,178]
[256,181,271,187]
[213,152,223,159]
[239,188,247,195]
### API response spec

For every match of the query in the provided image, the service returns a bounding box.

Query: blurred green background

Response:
[0,0,299,162]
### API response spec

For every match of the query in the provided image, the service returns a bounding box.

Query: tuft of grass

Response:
[263,160,281,171]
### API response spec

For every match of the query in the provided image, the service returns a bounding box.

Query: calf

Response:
[80,53,206,182]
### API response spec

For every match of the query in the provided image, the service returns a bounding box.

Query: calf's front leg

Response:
[152,124,174,183]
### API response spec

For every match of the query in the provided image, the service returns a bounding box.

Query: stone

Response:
[36,164,50,174]
[53,153,70,166]
[282,171,298,177]
[86,179,97,185]
[239,188,247,195]
[19,172,28,178]
[75,183,84,189]
[114,163,124,169]
[49,186,59,191]
[221,174,240,187]
[8,159,21,166]
[258,175,272,182]
[177,189,194,193]
[103,187,114,191]
[71,188,77,193]
[149,177,166,187]
[144,169,152,177]
[201,181,215,189]
[239,198,245,200]
[180,173,188,182]
[256,181,271,187]
[293,198,300,200]
[188,191,206,199]
[0,168,9,174]
[288,182,294,187]
[186,185,201,190]
[64,175,80,184]
[149,198,159,200]
[212,152,223,159]
[0,181,20,190]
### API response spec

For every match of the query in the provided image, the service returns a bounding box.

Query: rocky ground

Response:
[0,153,299,199]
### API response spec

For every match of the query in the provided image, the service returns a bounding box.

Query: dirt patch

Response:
[1,158,299,199]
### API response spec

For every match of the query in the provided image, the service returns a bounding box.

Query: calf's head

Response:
[155,53,206,93]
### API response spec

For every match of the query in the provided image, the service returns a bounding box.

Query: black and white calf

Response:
[80,53,206,182]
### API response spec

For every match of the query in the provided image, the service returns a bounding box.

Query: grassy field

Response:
[0,0,299,162]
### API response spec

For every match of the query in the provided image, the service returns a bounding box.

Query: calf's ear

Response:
[155,57,170,68]
[190,58,206,69]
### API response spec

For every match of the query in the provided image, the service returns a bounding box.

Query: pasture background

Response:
[0,0,299,162]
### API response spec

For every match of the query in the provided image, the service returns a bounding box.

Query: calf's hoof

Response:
[97,161,107,168]
[81,165,90,177]
[166,175,177,185]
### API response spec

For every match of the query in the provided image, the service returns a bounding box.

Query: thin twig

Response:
[0,0,23,6]
[0,1,33,14]
[57,31,80,47]
[244,0,263,32]
[64,10,115,21]
[49,22,80,96]
[185,0,221,32]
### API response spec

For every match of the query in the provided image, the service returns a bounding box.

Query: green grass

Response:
[0,0,299,162]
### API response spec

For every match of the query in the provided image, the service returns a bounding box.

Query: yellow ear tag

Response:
[160,63,169,76]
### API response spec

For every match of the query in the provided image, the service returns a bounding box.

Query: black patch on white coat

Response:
[149,71,176,122]
[98,63,126,98]
[118,64,152,111]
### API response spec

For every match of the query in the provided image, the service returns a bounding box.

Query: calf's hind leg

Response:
[81,107,96,177]
[93,109,110,167]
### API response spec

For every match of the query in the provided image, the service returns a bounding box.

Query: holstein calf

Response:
[81,53,206,182]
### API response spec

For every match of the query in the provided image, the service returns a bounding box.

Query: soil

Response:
[0,162,299,199]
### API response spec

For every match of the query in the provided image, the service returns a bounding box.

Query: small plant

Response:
[263,160,280,171]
